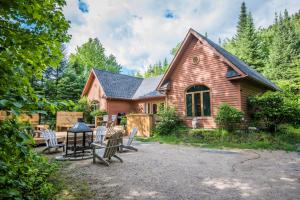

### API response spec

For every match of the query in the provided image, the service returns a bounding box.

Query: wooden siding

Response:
[106,100,134,116]
[166,36,241,128]
[86,75,107,110]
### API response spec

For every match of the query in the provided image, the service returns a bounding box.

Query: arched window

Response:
[186,85,211,117]
[90,100,100,111]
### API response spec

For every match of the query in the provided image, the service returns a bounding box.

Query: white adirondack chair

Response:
[95,126,107,146]
[41,130,65,153]
[120,128,138,152]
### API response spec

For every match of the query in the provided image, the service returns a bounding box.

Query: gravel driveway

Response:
[46,141,300,200]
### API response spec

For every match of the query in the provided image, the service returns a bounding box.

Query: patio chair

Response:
[91,132,123,166]
[95,126,107,146]
[120,127,138,152]
[41,130,65,153]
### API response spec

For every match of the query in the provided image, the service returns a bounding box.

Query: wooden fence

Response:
[56,111,83,131]
[0,110,39,125]
[126,114,154,137]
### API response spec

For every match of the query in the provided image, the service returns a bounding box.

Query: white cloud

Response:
[63,0,300,73]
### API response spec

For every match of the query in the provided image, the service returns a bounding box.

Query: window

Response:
[90,100,100,111]
[186,85,211,117]
[144,102,164,114]
[152,104,158,114]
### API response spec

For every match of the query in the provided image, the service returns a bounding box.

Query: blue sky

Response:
[63,0,300,74]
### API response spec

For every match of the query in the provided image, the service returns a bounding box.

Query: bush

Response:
[120,116,127,127]
[215,103,244,131]
[90,109,107,118]
[248,91,300,132]
[0,119,58,199]
[73,97,93,123]
[154,106,183,135]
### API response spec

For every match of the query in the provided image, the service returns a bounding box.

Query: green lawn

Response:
[136,125,300,151]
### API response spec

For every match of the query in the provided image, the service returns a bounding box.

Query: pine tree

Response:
[267,10,300,80]
[224,2,263,71]
[237,2,248,36]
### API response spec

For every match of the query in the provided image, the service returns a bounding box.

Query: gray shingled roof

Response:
[132,75,164,99]
[93,69,164,99]
[194,30,279,90]
[93,69,143,99]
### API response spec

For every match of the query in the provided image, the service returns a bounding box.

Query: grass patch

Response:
[136,125,300,151]
[49,161,93,200]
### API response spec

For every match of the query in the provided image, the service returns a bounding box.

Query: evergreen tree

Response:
[224,2,263,71]
[237,2,248,36]
[267,10,300,80]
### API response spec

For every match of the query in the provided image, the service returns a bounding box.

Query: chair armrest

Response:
[91,142,105,149]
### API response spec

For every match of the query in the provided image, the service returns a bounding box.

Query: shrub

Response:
[73,97,93,123]
[154,106,183,135]
[0,119,58,199]
[215,103,244,131]
[120,116,127,127]
[90,109,107,118]
[248,91,300,132]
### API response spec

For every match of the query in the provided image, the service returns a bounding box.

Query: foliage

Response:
[266,10,300,81]
[69,38,122,74]
[0,0,70,100]
[215,103,244,131]
[73,97,93,123]
[0,119,58,199]
[53,38,122,102]
[0,1,73,199]
[154,106,183,135]
[137,58,169,78]
[248,91,300,132]
[138,126,300,151]
[90,109,107,118]
[120,116,127,126]
[223,2,263,71]
[32,45,68,100]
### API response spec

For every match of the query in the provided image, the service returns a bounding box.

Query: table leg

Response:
[82,132,85,154]
[66,131,69,156]
[74,133,77,157]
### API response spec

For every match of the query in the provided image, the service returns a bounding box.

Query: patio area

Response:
[39,141,300,200]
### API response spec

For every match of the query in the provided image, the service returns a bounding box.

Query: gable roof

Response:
[91,69,164,100]
[158,28,279,90]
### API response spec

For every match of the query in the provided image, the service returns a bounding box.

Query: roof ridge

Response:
[93,68,144,80]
